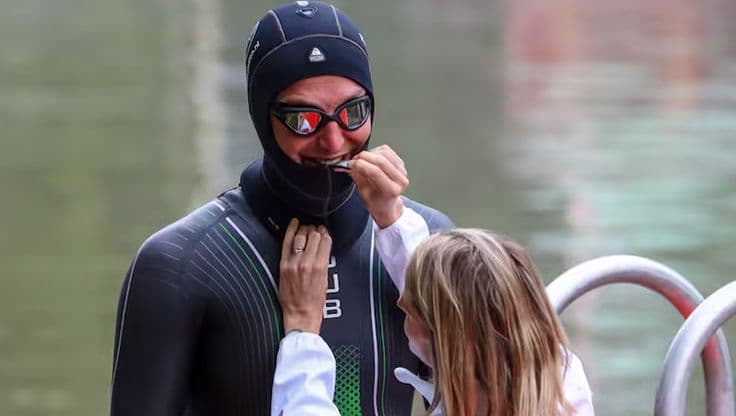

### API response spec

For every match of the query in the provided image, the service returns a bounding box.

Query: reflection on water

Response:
[504,0,736,414]
[190,0,230,203]
[0,0,200,414]
[1,0,734,414]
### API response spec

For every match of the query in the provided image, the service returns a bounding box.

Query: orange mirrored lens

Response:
[338,108,349,126]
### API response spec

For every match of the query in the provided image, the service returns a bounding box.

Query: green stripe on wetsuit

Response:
[219,222,282,338]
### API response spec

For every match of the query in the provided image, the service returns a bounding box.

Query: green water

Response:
[1,0,734,414]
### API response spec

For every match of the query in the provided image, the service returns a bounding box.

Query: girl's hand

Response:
[278,219,332,334]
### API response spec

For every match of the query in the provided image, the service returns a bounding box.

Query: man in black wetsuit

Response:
[110,2,452,415]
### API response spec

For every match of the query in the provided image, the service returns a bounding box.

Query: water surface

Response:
[1,0,734,414]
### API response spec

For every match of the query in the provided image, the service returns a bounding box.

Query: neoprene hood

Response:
[245,1,374,217]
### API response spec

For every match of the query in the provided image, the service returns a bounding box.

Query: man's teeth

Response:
[320,158,344,166]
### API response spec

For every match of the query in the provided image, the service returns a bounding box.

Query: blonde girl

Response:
[399,228,592,416]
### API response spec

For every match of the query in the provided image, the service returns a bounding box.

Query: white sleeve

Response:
[374,207,430,294]
[271,331,340,416]
[562,352,595,416]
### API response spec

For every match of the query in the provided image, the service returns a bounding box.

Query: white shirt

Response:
[271,208,595,415]
[271,331,340,416]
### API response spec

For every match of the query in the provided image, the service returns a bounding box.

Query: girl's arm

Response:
[374,206,429,293]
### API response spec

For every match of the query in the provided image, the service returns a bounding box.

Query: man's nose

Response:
[317,121,345,153]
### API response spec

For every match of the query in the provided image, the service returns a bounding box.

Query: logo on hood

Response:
[297,6,317,18]
[308,47,326,63]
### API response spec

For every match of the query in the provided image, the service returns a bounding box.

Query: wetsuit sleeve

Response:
[401,198,454,234]
[563,352,595,416]
[110,241,202,416]
[374,207,429,294]
[271,332,340,416]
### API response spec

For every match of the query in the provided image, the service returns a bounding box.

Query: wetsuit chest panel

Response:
[215,190,419,416]
[112,192,451,416]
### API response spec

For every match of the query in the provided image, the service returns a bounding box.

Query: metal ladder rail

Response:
[546,255,733,416]
[656,280,736,416]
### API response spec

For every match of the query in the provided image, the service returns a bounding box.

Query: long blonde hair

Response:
[404,229,574,416]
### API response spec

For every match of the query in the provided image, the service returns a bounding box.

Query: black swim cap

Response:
[245,1,373,216]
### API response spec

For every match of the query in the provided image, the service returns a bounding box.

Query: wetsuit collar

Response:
[261,152,356,216]
[240,159,369,253]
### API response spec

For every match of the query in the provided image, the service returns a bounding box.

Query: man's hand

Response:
[279,219,332,334]
[346,145,409,229]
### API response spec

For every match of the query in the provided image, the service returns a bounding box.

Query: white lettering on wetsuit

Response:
[324,256,342,319]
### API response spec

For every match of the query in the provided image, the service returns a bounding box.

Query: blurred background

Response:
[2,0,735,414]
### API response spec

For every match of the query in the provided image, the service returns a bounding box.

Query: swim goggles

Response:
[271,95,371,136]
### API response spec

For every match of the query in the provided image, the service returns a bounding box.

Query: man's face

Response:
[271,75,371,167]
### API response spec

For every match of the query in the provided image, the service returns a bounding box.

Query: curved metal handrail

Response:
[656,281,736,416]
[546,255,733,416]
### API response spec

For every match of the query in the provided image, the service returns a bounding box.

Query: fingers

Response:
[281,218,299,261]
[293,224,310,254]
[300,225,331,267]
[344,146,409,229]
[349,145,409,195]
[350,157,408,197]
[372,144,407,177]
[278,223,332,334]
[316,225,332,265]
[353,150,408,186]
[303,226,321,258]
[283,223,329,262]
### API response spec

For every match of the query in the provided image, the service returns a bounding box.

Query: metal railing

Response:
[656,280,736,416]
[546,255,734,416]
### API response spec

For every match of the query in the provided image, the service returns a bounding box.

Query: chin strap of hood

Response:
[245,1,374,217]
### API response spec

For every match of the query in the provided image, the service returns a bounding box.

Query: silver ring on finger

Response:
[293,247,305,255]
